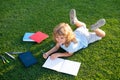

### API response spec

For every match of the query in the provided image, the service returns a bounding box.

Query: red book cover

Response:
[29,31,49,43]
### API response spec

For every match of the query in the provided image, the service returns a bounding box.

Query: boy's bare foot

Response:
[90,19,106,30]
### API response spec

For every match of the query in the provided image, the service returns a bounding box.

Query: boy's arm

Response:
[43,43,60,59]
[50,52,73,60]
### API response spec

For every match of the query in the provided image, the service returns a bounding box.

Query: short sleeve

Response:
[60,41,84,54]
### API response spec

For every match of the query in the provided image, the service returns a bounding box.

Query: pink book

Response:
[29,31,49,43]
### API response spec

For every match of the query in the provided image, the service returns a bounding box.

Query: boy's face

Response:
[55,35,66,45]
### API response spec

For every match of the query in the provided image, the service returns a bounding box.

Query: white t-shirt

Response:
[60,26,89,54]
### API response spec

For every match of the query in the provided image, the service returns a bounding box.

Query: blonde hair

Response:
[53,23,77,47]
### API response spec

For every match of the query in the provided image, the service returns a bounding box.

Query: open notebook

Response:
[42,57,81,76]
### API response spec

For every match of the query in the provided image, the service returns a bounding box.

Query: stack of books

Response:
[23,31,49,43]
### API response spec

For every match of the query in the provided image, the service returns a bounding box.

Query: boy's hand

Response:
[43,53,49,59]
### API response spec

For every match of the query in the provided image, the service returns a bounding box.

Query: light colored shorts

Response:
[75,22,102,44]
[87,32,102,44]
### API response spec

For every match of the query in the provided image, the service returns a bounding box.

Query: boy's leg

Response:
[70,9,77,25]
[94,29,106,37]
[90,19,106,37]
[90,19,106,30]
[70,9,86,27]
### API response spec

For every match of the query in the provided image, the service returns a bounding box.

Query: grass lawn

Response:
[0,0,120,80]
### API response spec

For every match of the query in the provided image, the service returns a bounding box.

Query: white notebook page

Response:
[42,57,64,71]
[60,60,81,76]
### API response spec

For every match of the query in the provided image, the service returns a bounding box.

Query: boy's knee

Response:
[101,32,106,37]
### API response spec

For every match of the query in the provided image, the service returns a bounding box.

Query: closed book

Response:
[19,51,37,67]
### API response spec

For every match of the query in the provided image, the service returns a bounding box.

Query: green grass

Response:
[0,0,120,80]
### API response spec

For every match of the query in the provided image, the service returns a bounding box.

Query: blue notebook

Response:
[23,33,35,42]
[19,51,37,67]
